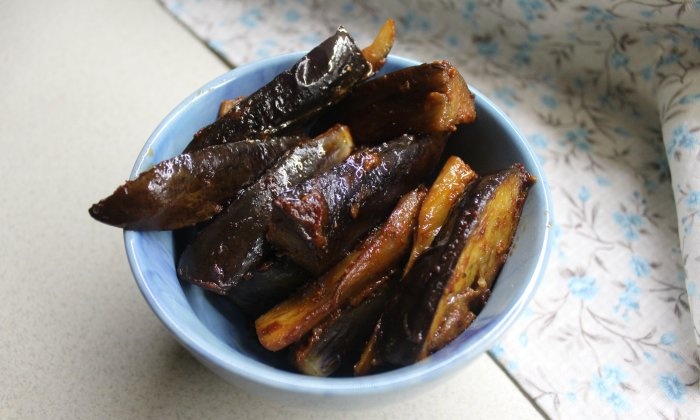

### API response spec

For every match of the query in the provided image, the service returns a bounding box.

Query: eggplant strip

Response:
[268,133,447,275]
[361,19,395,74]
[353,315,383,376]
[226,256,312,317]
[218,97,244,118]
[184,25,384,152]
[378,164,535,366]
[177,125,354,295]
[256,186,427,352]
[325,61,476,145]
[88,135,305,230]
[405,156,477,274]
[292,280,392,377]
[355,156,476,375]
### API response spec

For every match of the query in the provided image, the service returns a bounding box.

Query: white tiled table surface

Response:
[0,1,543,418]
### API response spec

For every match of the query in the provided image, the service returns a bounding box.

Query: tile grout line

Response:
[156,0,237,70]
[487,351,552,420]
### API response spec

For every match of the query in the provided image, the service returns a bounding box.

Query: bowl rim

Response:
[124,52,553,396]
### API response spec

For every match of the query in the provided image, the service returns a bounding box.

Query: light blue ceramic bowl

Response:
[124,54,552,404]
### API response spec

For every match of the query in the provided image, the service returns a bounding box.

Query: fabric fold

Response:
[658,64,700,352]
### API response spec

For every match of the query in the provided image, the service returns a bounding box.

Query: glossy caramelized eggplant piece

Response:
[177,125,354,295]
[226,256,312,317]
[292,280,392,377]
[378,164,535,366]
[324,61,476,145]
[267,133,446,275]
[184,27,373,152]
[404,156,477,273]
[89,135,305,230]
[256,187,427,352]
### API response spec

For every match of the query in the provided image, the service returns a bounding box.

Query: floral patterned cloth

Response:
[160,0,700,417]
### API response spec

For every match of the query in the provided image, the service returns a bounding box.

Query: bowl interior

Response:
[125,54,552,397]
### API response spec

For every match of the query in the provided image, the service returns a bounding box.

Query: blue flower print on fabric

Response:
[238,7,261,28]
[667,125,699,156]
[613,211,643,241]
[476,37,500,57]
[592,365,630,411]
[610,52,629,69]
[284,9,300,22]
[614,279,640,320]
[629,256,651,277]
[540,94,557,109]
[659,373,686,402]
[568,276,598,300]
[564,127,591,152]
[517,0,546,22]
[493,86,517,108]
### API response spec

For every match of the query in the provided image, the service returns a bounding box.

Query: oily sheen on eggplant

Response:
[292,281,392,377]
[377,164,535,366]
[354,156,477,375]
[404,156,477,274]
[256,187,427,352]
[226,256,312,317]
[177,125,353,295]
[183,27,372,153]
[321,61,476,145]
[88,135,305,230]
[267,133,447,275]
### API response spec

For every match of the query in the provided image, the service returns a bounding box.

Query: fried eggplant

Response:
[361,19,395,74]
[226,256,312,317]
[267,133,446,275]
[177,125,354,295]
[355,156,476,376]
[184,26,377,152]
[89,135,305,230]
[324,61,476,145]
[353,315,382,376]
[404,156,477,273]
[256,186,427,352]
[292,280,392,377]
[218,97,243,118]
[377,164,535,366]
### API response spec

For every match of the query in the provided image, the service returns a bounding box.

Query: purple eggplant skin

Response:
[184,27,371,153]
[267,132,447,275]
[226,256,312,317]
[292,281,391,377]
[318,61,476,146]
[377,164,535,366]
[89,135,306,231]
[177,126,354,295]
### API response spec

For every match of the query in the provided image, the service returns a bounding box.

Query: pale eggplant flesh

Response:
[360,19,395,75]
[176,125,354,295]
[404,155,477,274]
[89,135,305,230]
[267,133,446,275]
[377,164,535,366]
